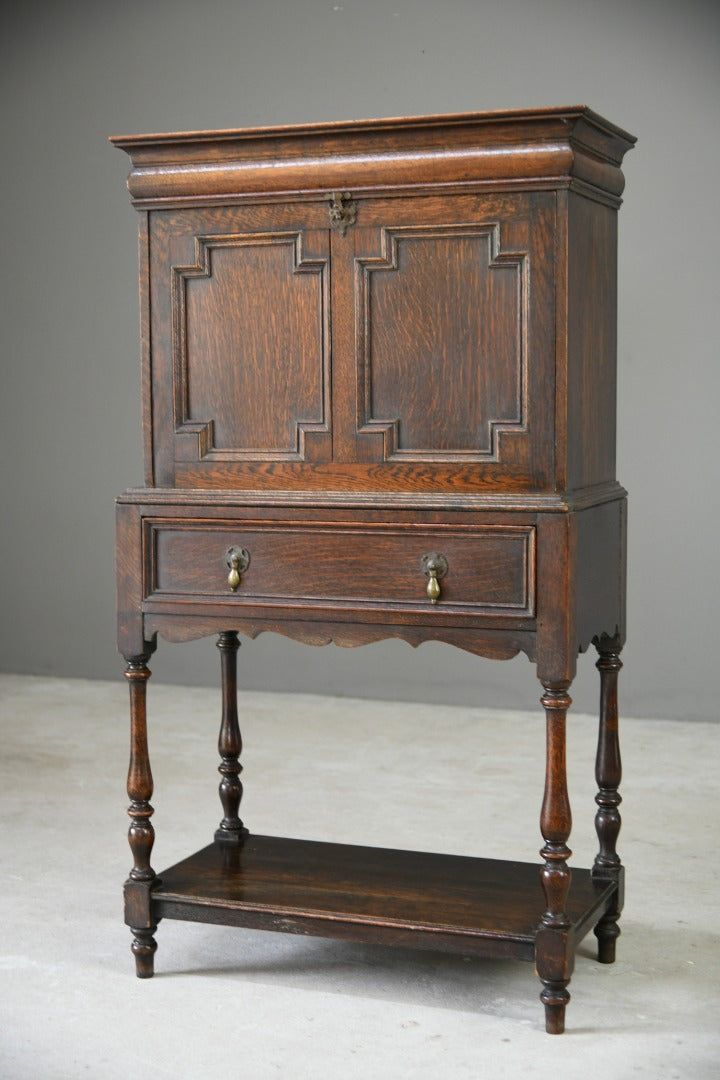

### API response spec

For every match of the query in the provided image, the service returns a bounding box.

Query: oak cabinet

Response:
[114,107,634,1033]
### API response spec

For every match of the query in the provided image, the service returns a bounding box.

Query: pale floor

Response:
[1,673,718,1079]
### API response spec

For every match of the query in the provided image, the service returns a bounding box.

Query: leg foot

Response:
[594,911,620,964]
[541,984,570,1034]
[131,926,157,978]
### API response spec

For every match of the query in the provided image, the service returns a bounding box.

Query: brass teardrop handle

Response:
[420,553,448,605]
[225,547,250,592]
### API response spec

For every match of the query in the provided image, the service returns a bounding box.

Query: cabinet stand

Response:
[122,634,624,1034]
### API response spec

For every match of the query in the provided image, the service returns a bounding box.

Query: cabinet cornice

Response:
[111,106,635,206]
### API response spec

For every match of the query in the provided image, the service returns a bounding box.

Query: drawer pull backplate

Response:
[420,552,448,605]
[225,547,251,592]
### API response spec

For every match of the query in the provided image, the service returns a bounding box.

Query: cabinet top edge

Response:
[110,105,636,151]
[110,107,635,204]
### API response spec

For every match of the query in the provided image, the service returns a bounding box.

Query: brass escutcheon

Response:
[225,547,250,592]
[420,553,448,605]
[327,191,357,235]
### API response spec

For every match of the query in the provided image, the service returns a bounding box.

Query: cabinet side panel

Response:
[116,502,152,657]
[535,513,575,684]
[138,214,154,486]
[149,210,174,485]
[566,194,618,491]
[574,499,626,651]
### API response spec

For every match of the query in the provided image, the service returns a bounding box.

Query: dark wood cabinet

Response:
[113,106,634,1033]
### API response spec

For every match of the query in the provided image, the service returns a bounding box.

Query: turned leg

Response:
[215,631,248,845]
[536,681,574,1035]
[129,925,158,976]
[123,654,157,978]
[592,637,624,963]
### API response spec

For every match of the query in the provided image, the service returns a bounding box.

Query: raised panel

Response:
[355,224,527,462]
[172,231,330,462]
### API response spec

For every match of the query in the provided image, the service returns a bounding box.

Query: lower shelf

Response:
[150,835,615,962]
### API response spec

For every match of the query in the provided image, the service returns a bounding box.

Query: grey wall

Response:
[2,0,718,721]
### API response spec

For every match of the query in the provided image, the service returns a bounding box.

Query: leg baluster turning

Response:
[592,637,624,964]
[536,682,574,1034]
[124,654,157,978]
[215,631,248,845]
[129,925,158,976]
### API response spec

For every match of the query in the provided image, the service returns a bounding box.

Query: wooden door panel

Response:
[357,223,526,459]
[178,232,329,459]
[332,192,556,492]
[149,205,331,486]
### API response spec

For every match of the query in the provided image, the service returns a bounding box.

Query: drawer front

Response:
[146,520,535,618]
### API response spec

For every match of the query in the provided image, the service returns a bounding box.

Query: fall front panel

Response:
[146,193,556,493]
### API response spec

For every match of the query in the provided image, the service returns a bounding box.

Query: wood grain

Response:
[111,106,635,206]
[152,836,616,961]
[150,520,535,615]
[359,225,525,457]
[177,232,330,460]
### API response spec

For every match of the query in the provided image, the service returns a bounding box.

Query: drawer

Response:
[145,520,535,617]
